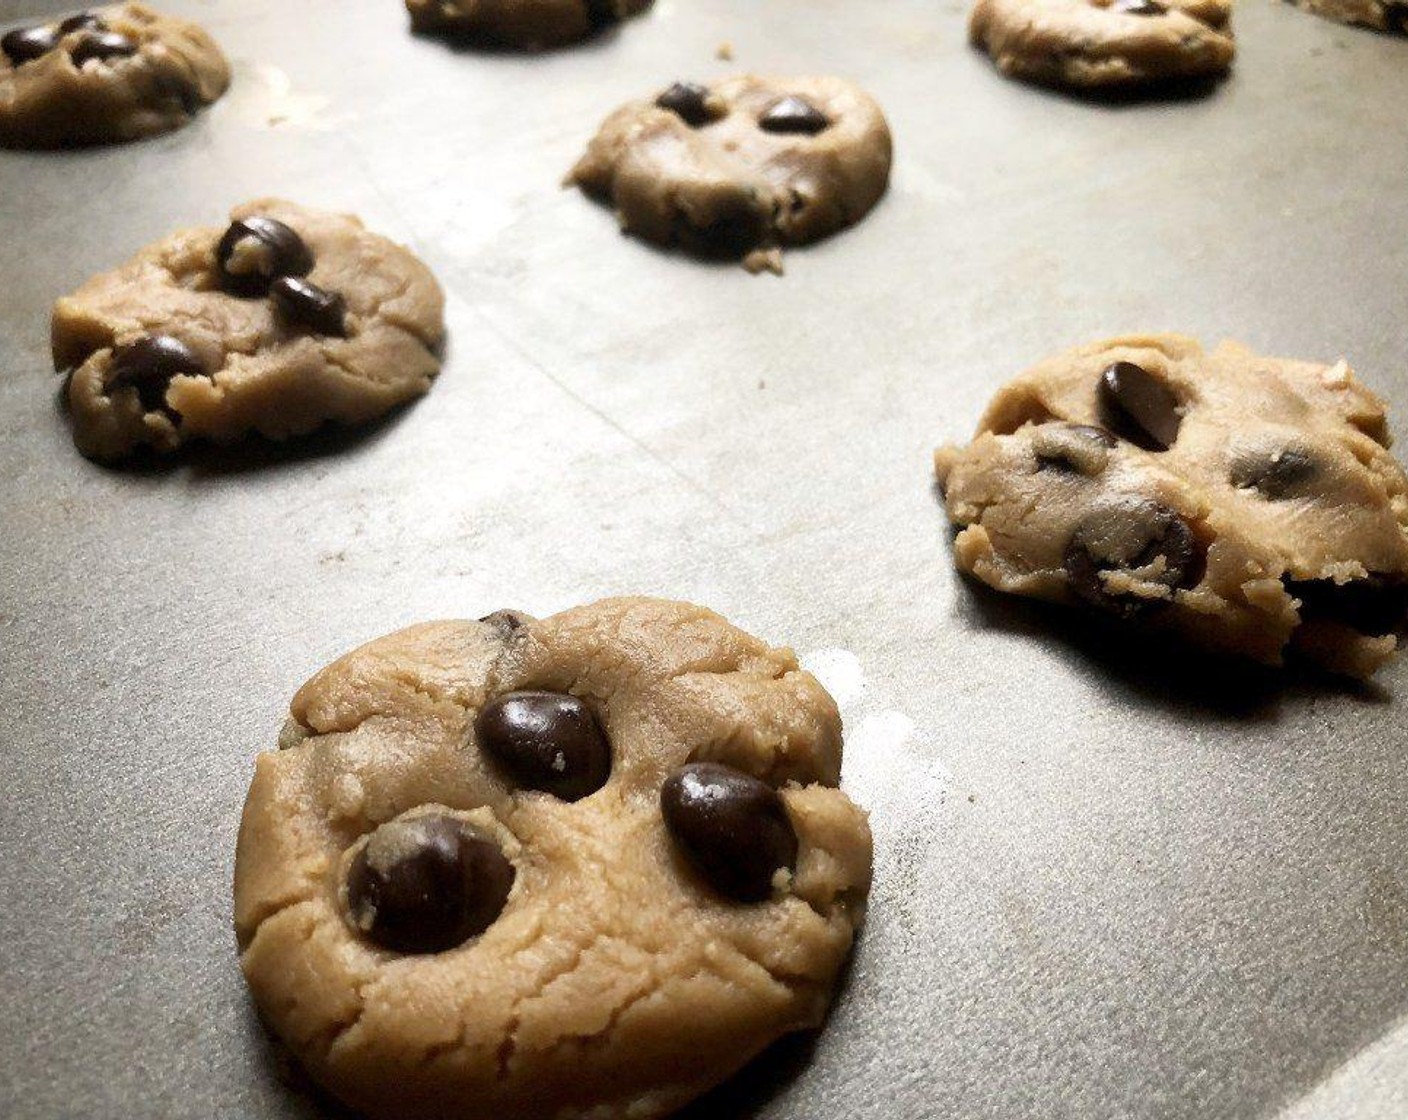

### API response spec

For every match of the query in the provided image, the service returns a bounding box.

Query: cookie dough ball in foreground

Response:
[0,4,229,148]
[568,74,892,274]
[234,597,872,1120]
[969,0,1235,91]
[934,335,1408,678]
[52,199,445,462]
[406,0,652,49]
[1286,0,1407,34]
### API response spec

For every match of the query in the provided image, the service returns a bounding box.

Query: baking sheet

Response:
[3,0,1408,1117]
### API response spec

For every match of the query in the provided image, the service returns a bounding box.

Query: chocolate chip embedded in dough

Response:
[1387,3,1408,33]
[1108,0,1168,15]
[270,276,348,337]
[478,610,528,638]
[1063,499,1204,617]
[1035,423,1118,474]
[758,95,829,136]
[2,26,58,65]
[68,30,136,66]
[345,813,515,955]
[1285,575,1408,637]
[475,691,611,802]
[583,0,620,29]
[660,762,798,903]
[216,216,315,297]
[1098,361,1183,451]
[58,12,107,34]
[656,82,716,128]
[106,334,206,413]
[1229,448,1318,499]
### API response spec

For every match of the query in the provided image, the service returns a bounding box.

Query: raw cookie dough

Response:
[406,0,652,49]
[934,335,1408,677]
[0,4,229,148]
[52,198,445,461]
[1286,0,1408,33]
[234,598,872,1120]
[568,75,892,273]
[969,0,1235,90]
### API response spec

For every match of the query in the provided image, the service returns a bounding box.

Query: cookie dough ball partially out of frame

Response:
[935,335,1408,678]
[0,4,229,148]
[52,199,445,462]
[568,74,892,273]
[406,0,653,49]
[1286,0,1408,35]
[234,597,872,1120]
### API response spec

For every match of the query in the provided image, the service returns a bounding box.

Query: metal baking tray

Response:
[3,0,1408,1117]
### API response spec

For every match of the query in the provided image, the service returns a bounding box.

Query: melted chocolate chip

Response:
[1036,423,1118,472]
[1098,361,1182,451]
[1229,448,1318,499]
[106,335,205,413]
[1109,0,1168,14]
[58,12,106,34]
[660,762,798,903]
[3,25,58,64]
[215,216,314,297]
[1285,576,1408,637]
[758,96,829,136]
[656,81,715,127]
[345,814,514,955]
[1063,500,1204,617]
[475,691,611,802]
[270,276,348,337]
[68,30,136,66]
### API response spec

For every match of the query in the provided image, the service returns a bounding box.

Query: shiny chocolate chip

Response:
[69,30,136,66]
[475,691,611,802]
[215,216,314,297]
[661,762,798,903]
[1229,448,1318,499]
[3,25,58,64]
[345,814,514,955]
[1285,576,1408,637]
[106,334,205,412]
[1109,0,1168,14]
[1063,499,1204,617]
[1036,423,1118,473]
[1098,361,1182,451]
[758,95,829,136]
[656,81,715,127]
[58,12,106,33]
[270,276,348,337]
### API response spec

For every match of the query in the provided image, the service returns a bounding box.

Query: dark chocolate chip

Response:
[1229,448,1318,499]
[683,194,769,258]
[1036,423,1118,472]
[270,276,348,337]
[3,25,58,64]
[106,334,205,413]
[656,81,715,128]
[345,814,514,955]
[215,216,314,297]
[68,30,136,66]
[1385,2,1408,33]
[475,691,611,802]
[1285,576,1408,637]
[58,12,106,33]
[583,0,619,29]
[1098,361,1182,451]
[1109,0,1168,14]
[478,610,527,638]
[758,95,829,136]
[1063,499,1204,618]
[661,762,798,903]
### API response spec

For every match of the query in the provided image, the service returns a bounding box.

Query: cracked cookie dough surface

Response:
[406,0,652,49]
[52,198,445,461]
[0,4,228,148]
[233,598,872,1120]
[935,335,1408,677]
[568,75,892,273]
[969,0,1235,90]
[1287,0,1408,33]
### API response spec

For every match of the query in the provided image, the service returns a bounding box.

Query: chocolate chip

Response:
[106,335,205,413]
[758,96,829,136]
[215,216,314,297]
[1063,499,1204,617]
[58,12,106,34]
[682,195,769,258]
[583,0,620,29]
[345,814,514,955]
[478,610,527,638]
[270,276,348,337]
[1285,576,1408,637]
[1385,2,1408,33]
[661,762,798,903]
[2,26,58,64]
[1098,361,1182,451]
[656,82,715,127]
[1109,0,1168,14]
[68,31,136,66]
[475,691,611,802]
[1229,448,1318,499]
[1036,423,1118,473]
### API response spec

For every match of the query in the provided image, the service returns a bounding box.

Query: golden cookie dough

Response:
[935,335,1408,677]
[0,4,229,148]
[1287,0,1407,33]
[969,0,1235,90]
[568,74,892,273]
[52,198,445,462]
[406,0,652,49]
[234,598,872,1120]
